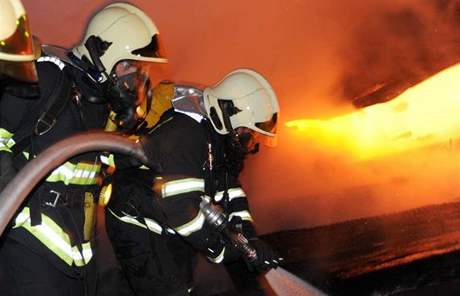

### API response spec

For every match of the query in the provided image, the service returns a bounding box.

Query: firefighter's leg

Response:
[0,237,85,296]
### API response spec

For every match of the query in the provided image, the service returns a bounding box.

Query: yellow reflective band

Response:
[175,211,205,237]
[46,161,101,185]
[0,128,15,152]
[207,246,226,264]
[100,154,115,167]
[99,184,112,207]
[161,178,205,198]
[214,187,246,202]
[72,242,93,266]
[13,207,93,266]
[108,208,163,234]
[228,210,254,222]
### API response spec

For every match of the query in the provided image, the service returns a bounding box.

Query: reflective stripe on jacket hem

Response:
[13,207,93,266]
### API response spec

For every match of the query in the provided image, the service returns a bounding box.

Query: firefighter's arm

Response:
[156,179,241,264]
[0,92,31,191]
[219,179,283,272]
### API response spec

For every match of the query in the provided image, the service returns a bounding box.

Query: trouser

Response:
[106,210,195,296]
[0,237,98,296]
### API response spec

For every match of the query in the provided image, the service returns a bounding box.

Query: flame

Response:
[286,63,460,160]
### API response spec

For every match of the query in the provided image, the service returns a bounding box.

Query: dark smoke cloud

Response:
[339,0,460,107]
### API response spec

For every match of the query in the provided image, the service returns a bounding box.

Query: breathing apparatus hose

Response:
[0,131,148,235]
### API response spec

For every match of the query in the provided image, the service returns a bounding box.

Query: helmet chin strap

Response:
[84,35,112,83]
[83,35,140,132]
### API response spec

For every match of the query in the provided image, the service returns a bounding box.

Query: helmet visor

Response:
[131,35,167,62]
[111,59,169,131]
[255,112,278,135]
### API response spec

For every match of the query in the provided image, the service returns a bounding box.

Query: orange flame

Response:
[286,63,460,160]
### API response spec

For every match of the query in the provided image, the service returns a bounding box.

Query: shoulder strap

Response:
[11,57,73,164]
[34,56,73,136]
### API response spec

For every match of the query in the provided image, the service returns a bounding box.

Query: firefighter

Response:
[105,68,282,295]
[0,0,41,191]
[0,2,167,295]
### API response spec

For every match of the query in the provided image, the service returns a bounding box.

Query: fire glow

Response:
[286,63,460,160]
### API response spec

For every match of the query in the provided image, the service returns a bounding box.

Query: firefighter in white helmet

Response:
[106,68,282,295]
[0,2,167,295]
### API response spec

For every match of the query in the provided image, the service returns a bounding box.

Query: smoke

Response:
[339,0,460,106]
[241,0,460,234]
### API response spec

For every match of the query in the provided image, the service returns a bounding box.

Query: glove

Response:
[245,238,283,273]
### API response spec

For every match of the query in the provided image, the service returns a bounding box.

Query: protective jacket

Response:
[106,109,256,295]
[0,55,108,295]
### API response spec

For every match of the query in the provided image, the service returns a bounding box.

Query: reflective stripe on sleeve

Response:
[108,208,163,235]
[14,207,93,266]
[161,178,205,198]
[228,210,254,222]
[214,187,246,202]
[207,246,226,264]
[46,161,101,185]
[0,128,15,152]
[175,211,205,236]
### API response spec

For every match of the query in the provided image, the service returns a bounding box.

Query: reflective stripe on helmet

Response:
[174,211,205,237]
[229,210,253,222]
[161,178,205,198]
[46,161,101,185]
[14,207,93,266]
[0,128,15,152]
[214,187,246,202]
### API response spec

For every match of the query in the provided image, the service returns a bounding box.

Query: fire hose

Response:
[0,131,148,235]
[0,131,326,295]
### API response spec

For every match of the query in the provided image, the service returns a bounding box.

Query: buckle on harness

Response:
[35,113,56,136]
[44,190,61,207]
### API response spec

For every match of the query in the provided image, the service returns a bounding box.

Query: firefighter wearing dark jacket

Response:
[105,68,282,295]
[0,3,167,295]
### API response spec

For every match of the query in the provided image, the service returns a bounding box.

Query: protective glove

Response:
[245,238,283,273]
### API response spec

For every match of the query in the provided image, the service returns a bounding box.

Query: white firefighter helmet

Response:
[72,2,167,80]
[0,0,40,82]
[203,68,279,137]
